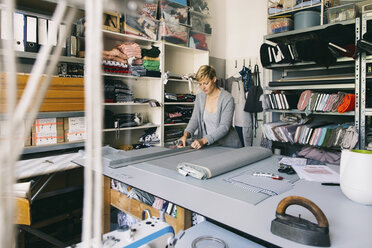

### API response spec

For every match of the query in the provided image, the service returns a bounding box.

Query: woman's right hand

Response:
[177,135,187,148]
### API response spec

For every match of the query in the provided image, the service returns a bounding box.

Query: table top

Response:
[103,151,372,248]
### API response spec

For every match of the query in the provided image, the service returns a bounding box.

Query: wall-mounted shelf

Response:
[265,83,355,90]
[102,73,161,80]
[266,109,355,116]
[164,102,194,105]
[268,1,322,17]
[0,50,84,63]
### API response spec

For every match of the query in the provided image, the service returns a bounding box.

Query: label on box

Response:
[64,117,85,131]
[33,118,64,134]
[65,129,86,142]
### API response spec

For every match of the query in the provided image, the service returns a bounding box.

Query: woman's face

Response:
[198,76,216,95]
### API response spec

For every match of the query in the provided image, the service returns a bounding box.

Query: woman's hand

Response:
[177,135,187,148]
[191,138,207,149]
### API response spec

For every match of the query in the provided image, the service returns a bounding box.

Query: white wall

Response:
[207,0,268,145]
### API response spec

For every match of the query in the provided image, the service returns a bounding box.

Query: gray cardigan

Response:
[185,88,242,148]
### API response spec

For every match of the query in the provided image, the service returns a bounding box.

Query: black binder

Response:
[25,15,38,52]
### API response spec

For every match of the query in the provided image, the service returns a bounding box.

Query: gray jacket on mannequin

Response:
[185,88,242,148]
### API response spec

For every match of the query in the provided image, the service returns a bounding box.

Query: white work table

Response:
[103,153,372,248]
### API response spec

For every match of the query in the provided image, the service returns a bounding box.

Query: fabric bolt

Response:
[337,94,355,113]
[331,92,347,112]
[341,126,359,149]
[185,88,241,148]
[298,146,341,165]
[177,146,272,179]
[102,60,129,68]
[324,94,337,112]
[145,70,161,77]
[297,90,312,111]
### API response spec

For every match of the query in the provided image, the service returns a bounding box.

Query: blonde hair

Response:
[196,65,216,82]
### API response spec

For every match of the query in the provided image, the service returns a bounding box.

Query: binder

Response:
[58,24,66,55]
[13,12,25,51]
[47,19,57,47]
[38,17,48,48]
[66,24,77,57]
[25,15,38,52]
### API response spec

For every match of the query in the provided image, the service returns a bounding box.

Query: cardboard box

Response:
[32,129,64,146]
[103,11,120,32]
[63,117,85,131]
[32,118,64,134]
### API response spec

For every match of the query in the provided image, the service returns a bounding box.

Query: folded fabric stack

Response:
[102,48,131,75]
[262,121,356,149]
[123,14,158,40]
[164,129,183,143]
[139,127,160,144]
[164,92,195,102]
[114,113,143,128]
[104,80,134,103]
[142,45,161,77]
[164,105,193,124]
[116,42,147,76]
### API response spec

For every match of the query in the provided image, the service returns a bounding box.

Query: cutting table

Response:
[102,147,372,248]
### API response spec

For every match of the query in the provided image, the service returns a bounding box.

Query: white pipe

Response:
[0,0,17,247]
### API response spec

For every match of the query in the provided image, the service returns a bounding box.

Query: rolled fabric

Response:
[297,90,312,111]
[177,146,272,179]
[337,94,355,113]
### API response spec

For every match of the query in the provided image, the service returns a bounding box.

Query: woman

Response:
[178,65,241,149]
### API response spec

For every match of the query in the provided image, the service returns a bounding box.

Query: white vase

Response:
[340,149,372,205]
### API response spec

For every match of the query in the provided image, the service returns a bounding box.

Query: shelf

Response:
[102,30,159,46]
[164,123,188,127]
[264,19,356,42]
[266,109,355,116]
[164,102,194,105]
[165,78,189,82]
[103,124,159,132]
[266,57,355,69]
[102,73,161,80]
[265,83,355,90]
[22,141,84,155]
[37,111,85,118]
[268,1,322,18]
[164,42,209,54]
[0,50,85,63]
[365,109,372,116]
[103,103,152,106]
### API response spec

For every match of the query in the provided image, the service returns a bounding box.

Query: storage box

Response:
[189,31,210,51]
[140,0,159,19]
[32,118,64,134]
[122,14,158,40]
[159,0,188,25]
[32,130,64,146]
[103,11,121,32]
[158,21,190,46]
[189,10,211,34]
[327,3,357,24]
[64,117,86,142]
[268,17,294,34]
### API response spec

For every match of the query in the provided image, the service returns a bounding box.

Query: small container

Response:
[327,3,357,24]
[122,14,158,40]
[189,31,210,51]
[159,0,188,25]
[268,17,293,34]
[189,10,211,34]
[294,10,320,30]
[158,21,190,46]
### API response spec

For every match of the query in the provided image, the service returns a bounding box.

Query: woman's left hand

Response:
[191,138,207,149]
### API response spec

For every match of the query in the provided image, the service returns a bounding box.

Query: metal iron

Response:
[271,195,330,247]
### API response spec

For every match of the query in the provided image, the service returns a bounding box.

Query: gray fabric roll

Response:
[177,146,272,179]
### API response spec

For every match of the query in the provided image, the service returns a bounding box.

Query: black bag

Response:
[244,64,263,113]
[244,64,263,139]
